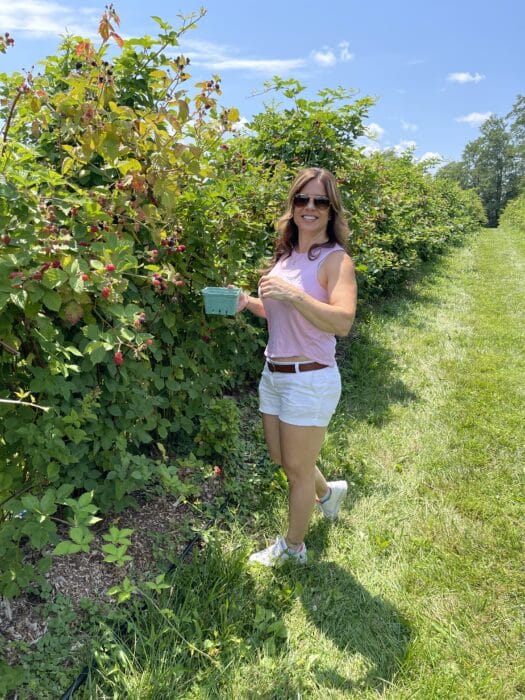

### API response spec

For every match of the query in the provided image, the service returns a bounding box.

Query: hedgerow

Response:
[0,8,483,598]
[499,191,525,231]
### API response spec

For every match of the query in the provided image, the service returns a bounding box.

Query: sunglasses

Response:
[293,194,331,211]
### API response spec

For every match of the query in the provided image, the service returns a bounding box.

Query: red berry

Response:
[2,235,11,244]
[101,286,110,298]
[114,351,123,366]
[176,244,186,252]
[105,263,116,272]
[52,260,61,268]
[213,465,222,475]
[146,338,153,346]
[152,278,161,286]
[174,279,185,287]
[81,273,89,281]
[32,271,43,281]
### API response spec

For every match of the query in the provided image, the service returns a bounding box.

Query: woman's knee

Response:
[267,445,282,465]
[282,460,314,485]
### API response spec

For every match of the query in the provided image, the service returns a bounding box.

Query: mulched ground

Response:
[0,473,224,665]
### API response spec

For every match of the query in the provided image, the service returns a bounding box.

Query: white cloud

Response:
[419,151,443,163]
[448,71,485,84]
[311,48,337,67]
[401,120,418,132]
[393,140,417,155]
[183,37,352,76]
[357,141,380,157]
[338,41,354,62]
[365,122,385,140]
[311,41,353,66]
[202,57,306,72]
[0,0,98,37]
[456,111,492,126]
[182,38,305,74]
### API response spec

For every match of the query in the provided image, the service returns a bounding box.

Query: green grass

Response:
[81,226,524,699]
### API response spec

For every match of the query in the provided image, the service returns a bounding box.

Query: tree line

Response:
[437,95,525,227]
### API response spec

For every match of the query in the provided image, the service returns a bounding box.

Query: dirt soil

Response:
[0,473,224,664]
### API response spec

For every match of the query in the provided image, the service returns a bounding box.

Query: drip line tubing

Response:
[59,500,227,699]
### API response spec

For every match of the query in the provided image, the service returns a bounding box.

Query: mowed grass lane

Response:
[84,226,524,699]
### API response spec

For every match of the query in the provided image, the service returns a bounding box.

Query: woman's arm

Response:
[258,252,356,336]
[237,291,267,318]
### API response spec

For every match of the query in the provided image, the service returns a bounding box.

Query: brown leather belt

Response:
[267,361,329,373]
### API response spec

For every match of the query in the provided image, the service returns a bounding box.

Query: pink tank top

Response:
[262,244,345,366]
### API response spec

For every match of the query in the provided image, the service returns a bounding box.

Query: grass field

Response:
[82,226,524,699]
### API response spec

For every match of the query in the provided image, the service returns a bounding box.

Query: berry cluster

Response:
[134,312,146,328]
[159,237,186,256]
[1,32,15,50]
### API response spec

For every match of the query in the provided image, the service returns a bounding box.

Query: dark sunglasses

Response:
[293,194,331,211]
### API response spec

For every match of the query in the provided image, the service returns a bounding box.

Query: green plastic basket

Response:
[201,287,240,316]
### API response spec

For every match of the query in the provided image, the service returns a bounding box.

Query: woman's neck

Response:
[295,233,329,254]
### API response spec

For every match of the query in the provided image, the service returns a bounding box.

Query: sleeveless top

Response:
[262,244,346,367]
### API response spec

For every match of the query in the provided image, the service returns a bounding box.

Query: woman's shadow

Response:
[274,514,412,694]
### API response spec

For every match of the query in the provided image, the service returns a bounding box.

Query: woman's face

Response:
[292,178,331,238]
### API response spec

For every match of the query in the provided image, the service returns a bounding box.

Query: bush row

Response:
[499,191,525,231]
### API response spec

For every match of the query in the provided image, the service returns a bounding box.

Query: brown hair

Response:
[269,167,349,267]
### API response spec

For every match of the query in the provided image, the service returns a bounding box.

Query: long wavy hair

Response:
[269,167,350,268]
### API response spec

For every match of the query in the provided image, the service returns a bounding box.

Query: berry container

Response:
[201,287,240,316]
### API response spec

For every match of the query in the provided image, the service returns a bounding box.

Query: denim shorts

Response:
[258,362,342,427]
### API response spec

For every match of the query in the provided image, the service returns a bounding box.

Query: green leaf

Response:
[21,494,40,511]
[9,289,27,309]
[78,491,94,507]
[40,490,57,515]
[151,16,172,30]
[53,541,82,555]
[42,268,68,289]
[117,158,142,175]
[43,290,62,311]
[69,526,91,545]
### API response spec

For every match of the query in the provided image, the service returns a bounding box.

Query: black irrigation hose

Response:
[59,500,228,700]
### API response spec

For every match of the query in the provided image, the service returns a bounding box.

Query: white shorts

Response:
[258,362,342,427]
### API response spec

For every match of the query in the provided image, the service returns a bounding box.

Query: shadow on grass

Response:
[276,518,412,694]
[330,253,461,432]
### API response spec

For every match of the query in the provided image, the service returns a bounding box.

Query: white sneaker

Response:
[317,480,348,520]
[248,536,307,567]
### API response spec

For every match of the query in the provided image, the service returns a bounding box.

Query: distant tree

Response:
[435,160,469,188]
[507,94,525,189]
[462,116,519,226]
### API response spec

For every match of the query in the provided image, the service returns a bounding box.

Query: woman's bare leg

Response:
[262,413,329,499]
[279,421,327,546]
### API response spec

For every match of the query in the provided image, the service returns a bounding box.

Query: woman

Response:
[237,166,357,567]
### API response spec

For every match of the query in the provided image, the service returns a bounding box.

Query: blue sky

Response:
[1,0,523,164]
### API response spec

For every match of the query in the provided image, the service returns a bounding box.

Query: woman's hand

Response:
[236,290,250,312]
[227,285,267,318]
[258,275,302,302]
